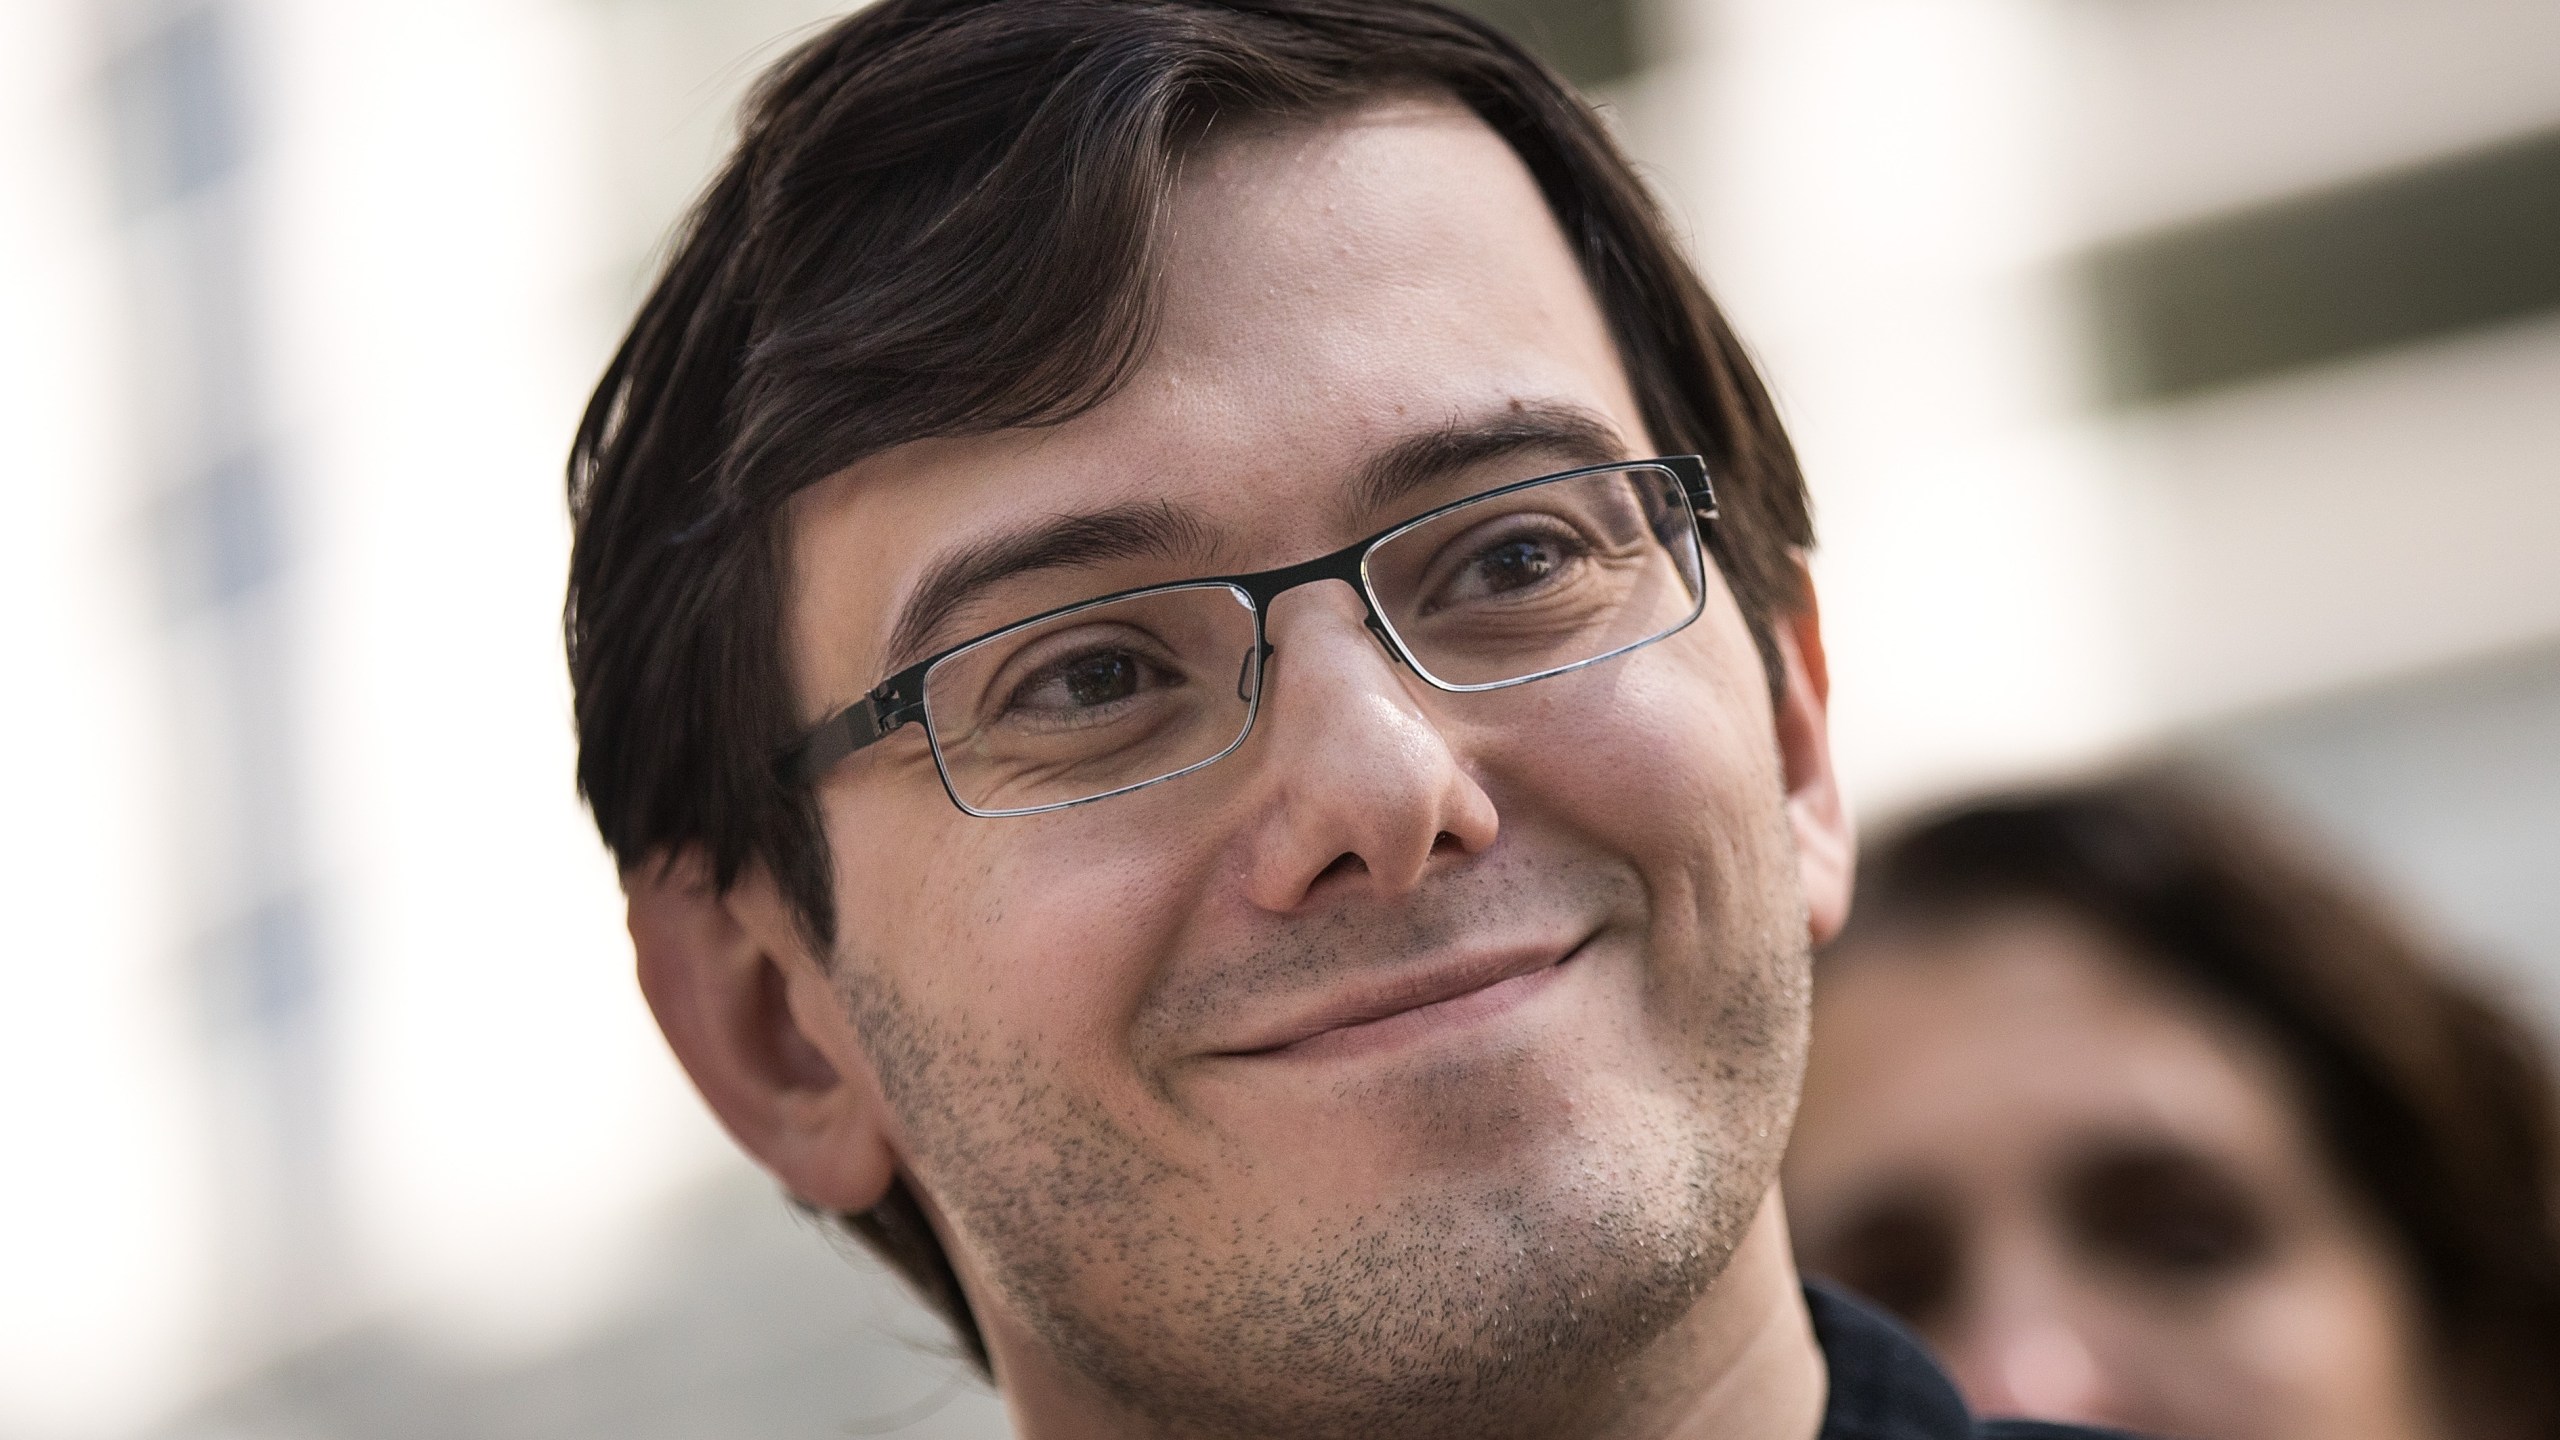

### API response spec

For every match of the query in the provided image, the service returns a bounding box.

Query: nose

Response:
[1937,1245,2133,1431]
[1230,581,1498,912]
[1947,1317,2112,1424]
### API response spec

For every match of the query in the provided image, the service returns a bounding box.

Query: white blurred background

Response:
[1,0,2552,1435]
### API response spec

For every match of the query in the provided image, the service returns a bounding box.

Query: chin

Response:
[884,906,1811,1437]
[1058,1179,1743,1439]
[1023,1084,1780,1440]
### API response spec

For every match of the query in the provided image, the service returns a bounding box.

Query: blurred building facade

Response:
[0,0,2551,1436]
[1631,0,2560,1022]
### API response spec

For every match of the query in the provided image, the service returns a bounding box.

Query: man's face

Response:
[782,97,1832,1433]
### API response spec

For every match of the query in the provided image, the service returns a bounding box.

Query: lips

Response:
[1214,939,1583,1059]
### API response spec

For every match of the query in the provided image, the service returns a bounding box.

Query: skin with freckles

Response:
[1785,908,2456,1440]
[639,95,1854,1440]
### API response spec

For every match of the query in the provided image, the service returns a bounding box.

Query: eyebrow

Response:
[882,500,1217,675]
[876,401,1633,677]
[1345,401,1629,518]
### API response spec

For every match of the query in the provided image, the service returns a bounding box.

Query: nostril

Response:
[1318,852,1367,883]
[1430,830,1462,855]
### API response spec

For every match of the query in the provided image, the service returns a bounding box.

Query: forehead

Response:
[1791,913,2315,1197]
[784,94,1649,710]
[1145,96,1621,405]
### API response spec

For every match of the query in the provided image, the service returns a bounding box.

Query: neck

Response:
[989,1188,1827,1440]
[1597,1191,1828,1440]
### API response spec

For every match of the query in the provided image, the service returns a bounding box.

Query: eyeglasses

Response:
[782,455,1718,816]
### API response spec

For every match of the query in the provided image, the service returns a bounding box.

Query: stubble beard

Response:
[836,833,1812,1440]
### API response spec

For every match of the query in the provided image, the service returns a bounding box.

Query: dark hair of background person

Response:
[564,0,1814,1371]
[1838,771,2560,1439]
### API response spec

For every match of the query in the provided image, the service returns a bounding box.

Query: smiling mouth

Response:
[1216,940,1587,1062]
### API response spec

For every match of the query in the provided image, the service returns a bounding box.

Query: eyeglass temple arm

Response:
[1665,453,1718,519]
[780,676,926,785]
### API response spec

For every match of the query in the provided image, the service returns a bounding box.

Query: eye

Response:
[2064,1142,2272,1285]
[1808,1192,1964,1333]
[1477,537,1560,590]
[999,642,1183,728]
[1055,651,1142,708]
[1429,520,1590,609]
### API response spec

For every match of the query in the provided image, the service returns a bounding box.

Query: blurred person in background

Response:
[1784,771,2560,1440]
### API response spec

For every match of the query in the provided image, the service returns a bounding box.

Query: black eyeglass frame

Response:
[779,454,1719,814]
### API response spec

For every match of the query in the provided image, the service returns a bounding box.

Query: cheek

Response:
[1459,607,1807,1088]
[1469,604,1787,916]
[2199,1247,2441,1434]
[2098,1236,2442,1440]
[834,811,1211,1078]
[1491,580,1768,782]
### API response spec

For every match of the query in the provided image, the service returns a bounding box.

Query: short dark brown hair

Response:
[567,0,1813,1367]
[1839,770,2560,1439]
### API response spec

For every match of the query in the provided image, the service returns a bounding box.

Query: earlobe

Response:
[627,849,902,1213]
[1767,564,1855,946]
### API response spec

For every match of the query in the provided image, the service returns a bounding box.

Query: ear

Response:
[627,848,900,1212]
[1768,561,1855,946]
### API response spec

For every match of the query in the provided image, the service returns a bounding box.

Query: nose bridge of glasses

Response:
[1251,570,1409,676]
[1232,536,1371,608]
[1230,539,1403,664]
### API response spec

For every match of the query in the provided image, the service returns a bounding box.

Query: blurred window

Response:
[2086,126,2560,402]
[1449,0,1642,89]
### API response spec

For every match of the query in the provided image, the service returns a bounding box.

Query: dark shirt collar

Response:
[1808,1282,2136,1440]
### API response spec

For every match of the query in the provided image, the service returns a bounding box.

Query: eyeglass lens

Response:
[919,464,1704,815]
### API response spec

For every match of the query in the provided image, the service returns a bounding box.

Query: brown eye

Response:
[2064,1142,2271,1285]
[1471,536,1562,593]
[994,636,1188,732]
[1808,1193,1964,1331]
[1414,515,1595,614]
[1057,651,1143,708]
